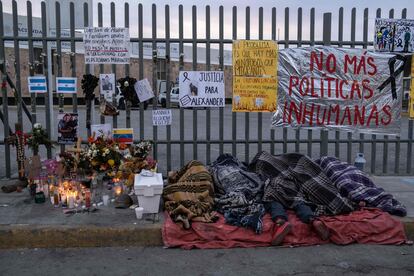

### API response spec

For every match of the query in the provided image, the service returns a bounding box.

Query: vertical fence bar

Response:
[219,6,224,155]
[27,1,37,135]
[335,7,344,158]
[347,8,356,164]
[307,7,315,157]
[270,7,276,155]
[206,5,212,164]
[192,5,198,160]
[125,3,131,128]
[0,1,11,177]
[295,7,302,153]
[12,1,22,128]
[179,5,184,167]
[98,3,104,125]
[165,5,172,171]
[283,7,289,154]
[359,8,369,156]
[110,3,117,128]
[84,3,91,137]
[138,4,144,140]
[372,8,381,174]
[231,6,237,157]
[41,2,52,158]
[70,3,77,116]
[408,120,413,174]
[55,2,64,153]
[320,12,331,157]
[245,6,250,163]
[258,7,263,153]
[152,4,158,160]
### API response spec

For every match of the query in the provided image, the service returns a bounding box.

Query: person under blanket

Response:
[315,156,407,217]
[249,151,355,242]
[209,154,266,234]
[163,160,218,229]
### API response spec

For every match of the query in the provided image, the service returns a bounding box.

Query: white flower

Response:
[33,123,42,129]
[124,81,129,87]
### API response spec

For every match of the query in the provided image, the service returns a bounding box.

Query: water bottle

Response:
[354,153,366,171]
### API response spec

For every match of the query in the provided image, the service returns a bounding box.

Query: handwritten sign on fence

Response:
[84,27,130,64]
[152,109,172,126]
[273,46,405,135]
[232,40,278,112]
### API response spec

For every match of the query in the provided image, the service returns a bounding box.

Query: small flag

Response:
[56,77,77,94]
[28,76,47,93]
[113,128,134,144]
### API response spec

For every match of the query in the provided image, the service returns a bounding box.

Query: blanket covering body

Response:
[316,156,407,216]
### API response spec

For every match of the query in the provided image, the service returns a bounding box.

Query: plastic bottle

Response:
[354,153,366,171]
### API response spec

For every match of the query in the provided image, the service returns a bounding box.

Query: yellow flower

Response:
[107,159,115,166]
[91,160,99,166]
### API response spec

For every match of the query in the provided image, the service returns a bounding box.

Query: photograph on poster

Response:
[57,113,78,144]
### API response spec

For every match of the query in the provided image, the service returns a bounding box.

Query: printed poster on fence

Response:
[91,123,112,138]
[232,40,278,112]
[152,109,172,126]
[57,113,78,144]
[84,27,130,64]
[374,18,414,53]
[134,78,155,102]
[178,71,225,107]
[273,46,406,135]
[100,74,115,101]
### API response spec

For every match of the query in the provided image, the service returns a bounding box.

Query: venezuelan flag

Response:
[113,128,134,144]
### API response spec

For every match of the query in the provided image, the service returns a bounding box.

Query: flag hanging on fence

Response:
[28,76,47,93]
[112,128,134,144]
[56,77,77,94]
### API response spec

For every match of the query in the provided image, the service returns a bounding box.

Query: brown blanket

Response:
[163,160,218,229]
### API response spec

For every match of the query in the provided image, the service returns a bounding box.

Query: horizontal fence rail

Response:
[0,1,413,179]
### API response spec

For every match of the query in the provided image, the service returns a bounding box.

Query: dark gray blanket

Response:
[209,154,265,234]
[249,151,354,216]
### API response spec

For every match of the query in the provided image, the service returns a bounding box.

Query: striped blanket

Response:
[316,156,406,216]
[249,152,354,216]
[163,161,218,229]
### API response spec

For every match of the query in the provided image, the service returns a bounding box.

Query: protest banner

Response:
[178,71,225,108]
[273,46,406,135]
[232,40,278,112]
[152,109,172,126]
[84,27,130,64]
[374,18,414,53]
[57,113,78,144]
[135,78,155,102]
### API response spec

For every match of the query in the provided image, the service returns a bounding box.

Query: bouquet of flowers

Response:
[130,141,152,159]
[26,123,53,153]
[85,135,123,172]
[117,76,138,103]
[81,74,99,101]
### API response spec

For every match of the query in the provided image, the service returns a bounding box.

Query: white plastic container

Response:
[135,207,144,219]
[134,173,164,214]
[354,153,366,171]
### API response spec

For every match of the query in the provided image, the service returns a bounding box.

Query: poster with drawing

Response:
[178,71,225,108]
[100,74,115,101]
[91,123,112,138]
[374,18,414,53]
[134,78,155,102]
[57,113,78,144]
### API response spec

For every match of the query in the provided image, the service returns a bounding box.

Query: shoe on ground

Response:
[312,220,330,241]
[271,222,292,246]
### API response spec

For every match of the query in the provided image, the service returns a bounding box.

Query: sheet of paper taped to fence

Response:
[84,27,130,64]
[273,46,405,135]
[178,71,225,108]
[232,40,278,112]
[152,109,172,126]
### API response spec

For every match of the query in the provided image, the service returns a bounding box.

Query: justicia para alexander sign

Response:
[272,46,406,135]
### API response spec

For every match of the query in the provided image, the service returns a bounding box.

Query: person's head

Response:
[63,114,71,122]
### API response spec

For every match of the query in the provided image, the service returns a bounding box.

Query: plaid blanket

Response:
[210,154,265,234]
[316,156,407,217]
[163,160,218,229]
[249,152,354,216]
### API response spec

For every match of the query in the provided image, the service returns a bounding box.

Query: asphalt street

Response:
[0,245,413,276]
[0,106,413,177]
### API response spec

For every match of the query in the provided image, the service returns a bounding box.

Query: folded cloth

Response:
[249,151,354,216]
[209,154,265,234]
[316,156,407,216]
[163,160,218,229]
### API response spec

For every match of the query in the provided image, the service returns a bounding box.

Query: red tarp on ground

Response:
[162,208,407,249]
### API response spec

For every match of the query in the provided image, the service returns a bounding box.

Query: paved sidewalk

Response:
[0,176,413,248]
